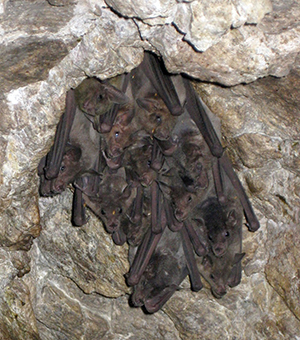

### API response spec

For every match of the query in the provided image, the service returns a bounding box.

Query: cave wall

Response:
[0,0,300,339]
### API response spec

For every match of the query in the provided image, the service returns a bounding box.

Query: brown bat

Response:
[75,76,129,131]
[182,76,260,232]
[130,225,202,313]
[78,169,135,245]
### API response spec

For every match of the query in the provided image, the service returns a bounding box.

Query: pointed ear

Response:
[202,255,213,269]
[104,84,129,105]
[136,98,158,112]
[115,107,134,126]
[193,217,205,229]
[64,146,81,162]
[233,252,245,265]
[227,209,237,227]
[122,184,132,200]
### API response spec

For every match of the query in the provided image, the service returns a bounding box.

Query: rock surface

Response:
[0,0,300,339]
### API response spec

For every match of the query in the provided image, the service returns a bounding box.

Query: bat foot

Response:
[191,280,203,292]
[245,219,260,232]
[126,273,140,287]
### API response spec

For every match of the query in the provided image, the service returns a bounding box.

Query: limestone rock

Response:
[38,190,130,297]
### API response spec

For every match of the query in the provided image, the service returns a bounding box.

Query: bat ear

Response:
[104,84,129,105]
[122,184,132,199]
[226,209,237,227]
[202,255,213,269]
[233,252,245,264]
[64,146,82,162]
[115,107,134,126]
[136,98,157,112]
[193,217,205,229]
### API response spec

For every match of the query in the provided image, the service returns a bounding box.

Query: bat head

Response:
[84,177,133,234]
[136,94,178,141]
[103,104,136,158]
[171,186,198,222]
[200,198,239,257]
[50,146,82,194]
[75,78,128,119]
[200,252,245,298]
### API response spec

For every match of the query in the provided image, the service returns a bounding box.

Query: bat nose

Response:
[213,286,227,299]
[213,246,227,257]
[174,209,185,222]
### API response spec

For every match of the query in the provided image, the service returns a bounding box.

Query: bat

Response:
[75,76,129,131]
[130,227,188,313]
[182,76,260,232]
[195,193,245,298]
[44,89,77,180]
[79,169,135,245]
[130,60,180,152]
[42,75,127,184]
[192,196,242,258]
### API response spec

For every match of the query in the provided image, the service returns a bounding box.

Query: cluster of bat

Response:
[38,52,260,313]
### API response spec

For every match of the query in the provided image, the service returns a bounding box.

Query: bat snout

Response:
[212,285,227,299]
[106,221,120,233]
[51,180,66,194]
[174,208,186,222]
[212,245,227,257]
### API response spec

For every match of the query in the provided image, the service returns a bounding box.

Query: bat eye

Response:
[101,209,106,215]
[187,195,192,203]
[156,115,162,123]
[98,94,103,100]
[115,131,120,138]
[60,165,66,172]
[208,234,213,241]
[147,160,151,167]
[118,207,123,214]
[225,231,230,237]
[210,274,215,280]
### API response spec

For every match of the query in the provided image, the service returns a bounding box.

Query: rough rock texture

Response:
[0,0,300,339]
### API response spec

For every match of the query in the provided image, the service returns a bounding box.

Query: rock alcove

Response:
[0,0,300,339]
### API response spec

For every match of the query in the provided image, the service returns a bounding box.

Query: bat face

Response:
[91,199,125,233]
[75,78,128,119]
[136,94,178,141]
[199,252,244,298]
[82,174,134,236]
[102,104,137,158]
[50,146,82,194]
[170,185,198,222]
[126,143,157,187]
[199,198,240,257]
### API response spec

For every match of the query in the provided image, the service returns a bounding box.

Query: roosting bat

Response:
[194,191,245,297]
[40,89,103,197]
[182,77,260,232]
[140,52,184,117]
[75,76,129,131]
[42,75,128,184]
[130,227,188,313]
[131,59,180,152]
[192,196,243,258]
[78,169,135,245]
[130,224,203,313]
